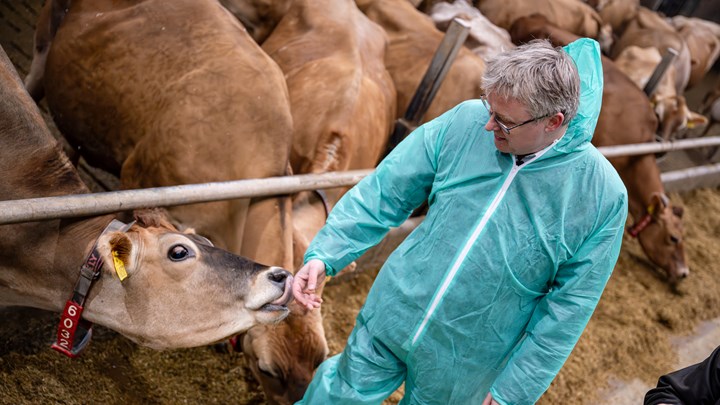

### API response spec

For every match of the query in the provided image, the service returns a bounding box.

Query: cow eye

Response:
[670,235,680,244]
[168,244,195,261]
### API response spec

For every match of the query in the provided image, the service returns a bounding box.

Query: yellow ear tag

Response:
[687,121,696,129]
[112,250,128,281]
[647,204,655,215]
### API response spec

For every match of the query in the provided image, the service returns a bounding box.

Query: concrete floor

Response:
[600,317,720,403]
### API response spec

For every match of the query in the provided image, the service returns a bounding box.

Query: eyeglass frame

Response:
[480,96,551,135]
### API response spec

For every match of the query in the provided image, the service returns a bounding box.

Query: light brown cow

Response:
[230,0,397,403]
[669,16,720,89]
[0,45,293,351]
[476,0,613,53]
[26,0,295,270]
[509,14,689,283]
[24,0,324,398]
[356,0,486,124]
[587,0,640,40]
[609,6,691,93]
[613,45,708,141]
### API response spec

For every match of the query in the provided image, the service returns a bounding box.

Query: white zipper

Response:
[411,162,522,345]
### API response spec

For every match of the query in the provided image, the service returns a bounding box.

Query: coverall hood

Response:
[300,38,627,405]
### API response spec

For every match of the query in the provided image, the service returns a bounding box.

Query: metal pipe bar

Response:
[661,163,720,183]
[3,137,720,225]
[597,136,720,158]
[0,170,372,225]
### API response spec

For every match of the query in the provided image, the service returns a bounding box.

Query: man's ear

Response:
[547,112,565,131]
[98,231,137,281]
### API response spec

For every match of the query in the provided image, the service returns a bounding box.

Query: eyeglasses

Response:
[481,96,550,135]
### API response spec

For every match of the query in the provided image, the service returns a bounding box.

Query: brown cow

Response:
[476,0,613,53]
[510,14,689,283]
[609,6,691,93]
[613,45,708,141]
[669,16,720,89]
[0,45,293,351]
[230,0,397,403]
[586,0,640,40]
[24,0,326,399]
[218,0,291,44]
[356,0,486,123]
[25,0,295,270]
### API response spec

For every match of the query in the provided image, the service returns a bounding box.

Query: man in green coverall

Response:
[293,38,628,405]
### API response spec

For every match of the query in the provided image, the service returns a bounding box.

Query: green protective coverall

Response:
[298,38,628,405]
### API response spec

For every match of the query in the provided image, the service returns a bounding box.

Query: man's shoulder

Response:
[584,148,628,198]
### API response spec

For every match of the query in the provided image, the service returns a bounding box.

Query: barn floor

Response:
[2,1,720,404]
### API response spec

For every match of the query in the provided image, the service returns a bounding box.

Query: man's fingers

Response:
[306,263,322,291]
[293,260,325,310]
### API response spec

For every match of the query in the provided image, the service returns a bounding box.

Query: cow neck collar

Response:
[51,219,133,358]
[627,213,652,237]
[627,201,659,237]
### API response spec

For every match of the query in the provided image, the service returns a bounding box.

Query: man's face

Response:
[483,95,555,156]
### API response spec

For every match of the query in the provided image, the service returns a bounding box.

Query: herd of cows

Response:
[1,0,720,403]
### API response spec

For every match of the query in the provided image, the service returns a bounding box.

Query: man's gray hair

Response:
[482,39,580,125]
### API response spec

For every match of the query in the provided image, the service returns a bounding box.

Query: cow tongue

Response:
[270,275,294,306]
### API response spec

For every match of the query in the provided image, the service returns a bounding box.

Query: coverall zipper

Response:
[411,151,547,346]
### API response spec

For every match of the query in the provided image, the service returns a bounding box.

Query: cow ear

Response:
[685,110,709,130]
[99,231,137,281]
[648,193,668,217]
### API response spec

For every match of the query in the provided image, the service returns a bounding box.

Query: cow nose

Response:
[267,267,291,286]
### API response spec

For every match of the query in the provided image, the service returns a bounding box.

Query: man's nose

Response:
[485,116,498,131]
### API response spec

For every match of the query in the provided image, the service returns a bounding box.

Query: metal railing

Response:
[2,137,720,225]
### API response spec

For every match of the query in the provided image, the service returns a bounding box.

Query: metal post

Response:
[385,18,471,156]
[643,47,678,97]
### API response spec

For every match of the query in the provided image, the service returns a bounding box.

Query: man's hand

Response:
[482,392,500,405]
[292,259,326,310]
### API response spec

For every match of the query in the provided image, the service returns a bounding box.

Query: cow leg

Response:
[242,195,293,270]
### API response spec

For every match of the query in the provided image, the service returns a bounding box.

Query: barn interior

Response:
[1,1,720,404]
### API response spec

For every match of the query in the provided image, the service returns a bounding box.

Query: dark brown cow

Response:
[0,45,293,350]
[231,0,397,403]
[356,0,486,123]
[510,14,689,283]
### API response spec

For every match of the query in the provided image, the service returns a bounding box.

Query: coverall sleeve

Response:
[644,346,720,405]
[303,106,457,276]
[490,192,628,405]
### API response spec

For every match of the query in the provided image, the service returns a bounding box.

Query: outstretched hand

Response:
[292,259,326,310]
